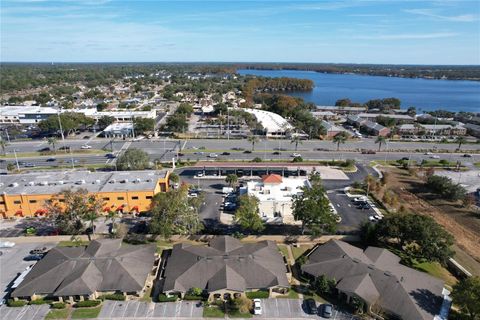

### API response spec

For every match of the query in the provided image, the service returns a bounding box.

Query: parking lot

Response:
[0,242,57,302]
[0,304,50,320]
[326,190,375,232]
[256,299,355,319]
[98,300,203,319]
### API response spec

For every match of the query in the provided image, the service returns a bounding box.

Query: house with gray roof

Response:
[301,240,449,320]
[161,236,289,299]
[12,239,156,302]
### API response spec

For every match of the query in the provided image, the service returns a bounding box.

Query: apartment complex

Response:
[0,170,170,218]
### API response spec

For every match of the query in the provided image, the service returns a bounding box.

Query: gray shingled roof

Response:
[162,236,289,293]
[301,240,445,320]
[12,239,155,297]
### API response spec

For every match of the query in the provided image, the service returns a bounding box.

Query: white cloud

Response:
[404,8,478,22]
[355,32,459,40]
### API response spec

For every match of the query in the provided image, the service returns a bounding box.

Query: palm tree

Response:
[248,135,259,151]
[0,139,6,156]
[47,137,57,153]
[333,132,349,151]
[375,136,387,151]
[225,174,238,187]
[290,135,302,151]
[455,136,466,150]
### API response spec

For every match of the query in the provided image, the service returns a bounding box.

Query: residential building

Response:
[0,106,58,124]
[315,106,366,115]
[320,120,347,138]
[311,111,338,121]
[421,124,466,136]
[465,123,480,138]
[362,121,390,137]
[161,236,289,299]
[245,174,310,224]
[0,170,170,218]
[12,239,156,302]
[302,240,450,320]
[356,113,415,123]
[397,124,420,136]
[243,108,294,137]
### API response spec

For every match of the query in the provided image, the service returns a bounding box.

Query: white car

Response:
[353,196,367,203]
[424,152,432,155]
[368,216,376,222]
[81,145,92,149]
[0,241,15,248]
[374,215,383,220]
[208,153,218,158]
[253,299,262,315]
[291,153,302,157]
[195,172,205,178]
[430,155,440,159]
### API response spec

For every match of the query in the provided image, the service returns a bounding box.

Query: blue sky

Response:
[1,0,479,64]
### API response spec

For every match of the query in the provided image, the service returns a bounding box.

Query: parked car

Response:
[0,241,15,248]
[321,304,333,318]
[305,298,317,315]
[24,254,43,261]
[361,149,376,154]
[253,299,262,315]
[177,153,185,157]
[105,153,116,159]
[30,247,48,255]
[81,145,92,149]
[368,216,376,222]
[222,187,234,195]
[291,153,302,157]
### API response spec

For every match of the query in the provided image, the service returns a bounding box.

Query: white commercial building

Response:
[243,108,294,137]
[71,108,156,122]
[103,123,134,138]
[245,174,310,224]
[0,106,58,124]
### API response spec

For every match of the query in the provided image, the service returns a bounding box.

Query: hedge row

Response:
[7,300,27,307]
[158,294,178,302]
[99,294,126,301]
[51,302,66,309]
[76,300,101,308]
[245,290,269,299]
[29,299,52,305]
[183,294,204,301]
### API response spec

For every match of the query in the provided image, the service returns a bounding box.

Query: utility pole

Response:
[13,149,20,171]
[57,108,66,151]
[227,107,230,140]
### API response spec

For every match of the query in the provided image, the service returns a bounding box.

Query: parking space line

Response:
[29,305,42,320]
[190,302,194,317]
[133,301,140,318]
[109,301,118,318]
[15,305,28,320]
[121,301,129,318]
[176,301,181,316]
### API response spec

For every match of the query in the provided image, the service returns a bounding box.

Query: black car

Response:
[321,304,333,318]
[222,152,231,155]
[46,158,56,162]
[24,254,43,261]
[463,154,472,158]
[272,151,280,155]
[305,298,317,314]
[105,153,116,159]
[243,150,252,154]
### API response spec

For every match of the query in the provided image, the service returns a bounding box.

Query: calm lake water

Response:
[237,69,480,113]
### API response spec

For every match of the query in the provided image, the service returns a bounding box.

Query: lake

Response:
[237,69,480,113]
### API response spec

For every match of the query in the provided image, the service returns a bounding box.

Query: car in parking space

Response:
[195,172,205,178]
[252,299,262,315]
[358,203,370,210]
[304,298,317,315]
[321,304,334,318]
[368,216,377,222]
[291,153,302,157]
[30,247,48,255]
[24,254,43,261]
[0,241,15,248]
[81,144,92,149]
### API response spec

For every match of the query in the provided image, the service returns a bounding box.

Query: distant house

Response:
[464,123,480,138]
[12,239,156,302]
[361,121,390,137]
[315,105,366,115]
[320,120,347,138]
[302,240,450,320]
[161,236,289,299]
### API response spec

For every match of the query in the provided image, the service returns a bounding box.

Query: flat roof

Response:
[0,170,169,195]
[243,108,293,133]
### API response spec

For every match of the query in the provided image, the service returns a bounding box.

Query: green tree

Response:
[451,276,480,320]
[116,148,150,170]
[149,185,202,239]
[290,135,302,151]
[456,136,466,150]
[234,195,264,233]
[292,180,337,235]
[225,174,238,187]
[333,132,349,151]
[97,115,115,129]
[38,112,94,135]
[47,137,57,152]
[248,135,259,151]
[0,139,6,155]
[426,175,466,201]
[375,136,386,151]
[133,117,155,135]
[374,213,454,263]
[169,172,179,185]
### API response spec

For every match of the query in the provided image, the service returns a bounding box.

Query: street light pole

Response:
[13,149,20,171]
[57,108,66,150]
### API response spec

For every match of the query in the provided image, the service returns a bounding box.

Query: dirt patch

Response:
[375,167,480,266]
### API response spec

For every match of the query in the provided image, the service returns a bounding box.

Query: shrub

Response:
[292,156,303,163]
[99,294,126,301]
[158,294,178,302]
[251,157,262,162]
[51,302,66,309]
[76,300,101,308]
[7,299,27,307]
[184,295,204,301]
[245,290,269,299]
[30,298,52,305]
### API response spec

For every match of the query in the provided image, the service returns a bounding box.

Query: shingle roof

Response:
[12,239,155,297]
[261,174,283,184]
[301,240,445,320]
[162,236,289,293]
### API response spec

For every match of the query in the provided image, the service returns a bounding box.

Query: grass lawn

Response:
[71,306,102,319]
[413,261,458,287]
[276,288,299,299]
[291,245,311,260]
[45,308,70,320]
[202,305,224,318]
[474,162,480,168]
[58,240,90,247]
[277,244,290,259]
[227,309,253,318]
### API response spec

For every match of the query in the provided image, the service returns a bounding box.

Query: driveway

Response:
[326,190,374,232]
[98,300,203,319]
[256,299,355,319]
[0,304,50,320]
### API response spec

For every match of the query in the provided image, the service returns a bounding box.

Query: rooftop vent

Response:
[94,179,101,184]
[384,271,392,277]
[28,181,35,186]
[40,181,48,186]
[134,178,141,183]
[109,179,116,184]
[9,182,19,187]
[352,258,361,263]
[58,181,64,185]
[121,179,128,183]
[368,264,375,269]
[75,180,86,185]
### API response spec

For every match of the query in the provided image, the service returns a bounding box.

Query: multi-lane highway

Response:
[1,137,479,170]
